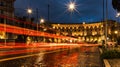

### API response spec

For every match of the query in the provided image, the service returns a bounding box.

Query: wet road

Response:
[0,46,103,67]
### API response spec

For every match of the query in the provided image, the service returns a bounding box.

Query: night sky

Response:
[14,0,117,23]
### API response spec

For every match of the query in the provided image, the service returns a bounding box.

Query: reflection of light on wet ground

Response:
[20,52,46,67]
[0,47,102,67]
[35,52,45,63]
[40,49,79,67]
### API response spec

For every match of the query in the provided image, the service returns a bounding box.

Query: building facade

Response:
[0,0,15,17]
[52,21,120,43]
[0,0,16,39]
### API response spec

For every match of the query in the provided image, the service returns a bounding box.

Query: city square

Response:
[0,0,120,67]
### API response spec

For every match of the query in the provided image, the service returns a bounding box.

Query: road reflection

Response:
[0,47,102,67]
[42,50,78,67]
[0,48,79,67]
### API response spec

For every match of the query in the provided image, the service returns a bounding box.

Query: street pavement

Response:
[0,46,103,67]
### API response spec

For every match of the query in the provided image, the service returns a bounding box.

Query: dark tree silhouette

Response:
[112,0,120,12]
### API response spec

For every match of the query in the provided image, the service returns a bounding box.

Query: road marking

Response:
[0,49,68,62]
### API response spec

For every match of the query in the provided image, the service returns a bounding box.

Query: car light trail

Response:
[0,48,68,62]
[0,23,76,40]
[0,14,77,41]
[0,42,99,50]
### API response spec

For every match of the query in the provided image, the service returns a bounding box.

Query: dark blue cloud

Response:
[14,0,116,23]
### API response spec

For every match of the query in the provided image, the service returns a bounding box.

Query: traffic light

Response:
[112,0,120,12]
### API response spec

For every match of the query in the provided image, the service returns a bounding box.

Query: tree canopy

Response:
[112,0,120,12]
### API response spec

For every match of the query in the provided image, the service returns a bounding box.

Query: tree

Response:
[112,0,120,12]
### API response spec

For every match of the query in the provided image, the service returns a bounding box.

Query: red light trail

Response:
[0,14,76,40]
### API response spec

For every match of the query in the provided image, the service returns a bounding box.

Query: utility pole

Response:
[103,0,105,21]
[48,0,50,21]
[36,8,39,30]
[36,8,39,42]
[105,0,108,48]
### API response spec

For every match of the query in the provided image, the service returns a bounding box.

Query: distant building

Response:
[0,0,16,39]
[0,0,15,17]
[51,20,120,43]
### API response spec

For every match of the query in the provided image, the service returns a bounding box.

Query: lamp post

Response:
[116,12,120,42]
[26,8,33,30]
[114,30,118,45]
[27,8,33,22]
[104,0,108,48]
[26,8,33,43]
[67,1,76,23]
[36,8,39,31]
[116,12,120,24]
[47,0,50,21]
[48,4,50,21]
[40,18,45,28]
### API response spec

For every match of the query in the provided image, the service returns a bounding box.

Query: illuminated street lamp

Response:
[115,30,118,34]
[114,30,118,45]
[69,3,75,11]
[116,12,120,23]
[115,30,118,39]
[116,12,120,17]
[27,8,33,21]
[40,18,45,24]
[27,8,32,14]
[68,2,76,12]
[66,1,77,23]
[116,12,120,39]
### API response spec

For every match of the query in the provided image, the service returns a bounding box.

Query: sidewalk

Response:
[107,46,120,67]
[100,45,120,67]
[108,59,120,67]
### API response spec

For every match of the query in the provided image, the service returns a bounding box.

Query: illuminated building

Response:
[52,20,120,43]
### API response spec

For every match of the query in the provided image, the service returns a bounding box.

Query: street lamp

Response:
[116,12,120,39]
[116,12,120,18]
[69,3,75,11]
[115,30,118,34]
[66,1,77,23]
[27,8,32,14]
[68,2,76,12]
[104,0,108,48]
[114,30,118,44]
[40,18,45,24]
[116,12,120,23]
[27,8,33,21]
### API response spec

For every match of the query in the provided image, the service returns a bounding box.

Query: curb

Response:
[99,48,103,54]
[103,59,111,67]
[99,48,111,67]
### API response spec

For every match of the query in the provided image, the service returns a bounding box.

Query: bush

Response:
[101,50,120,59]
